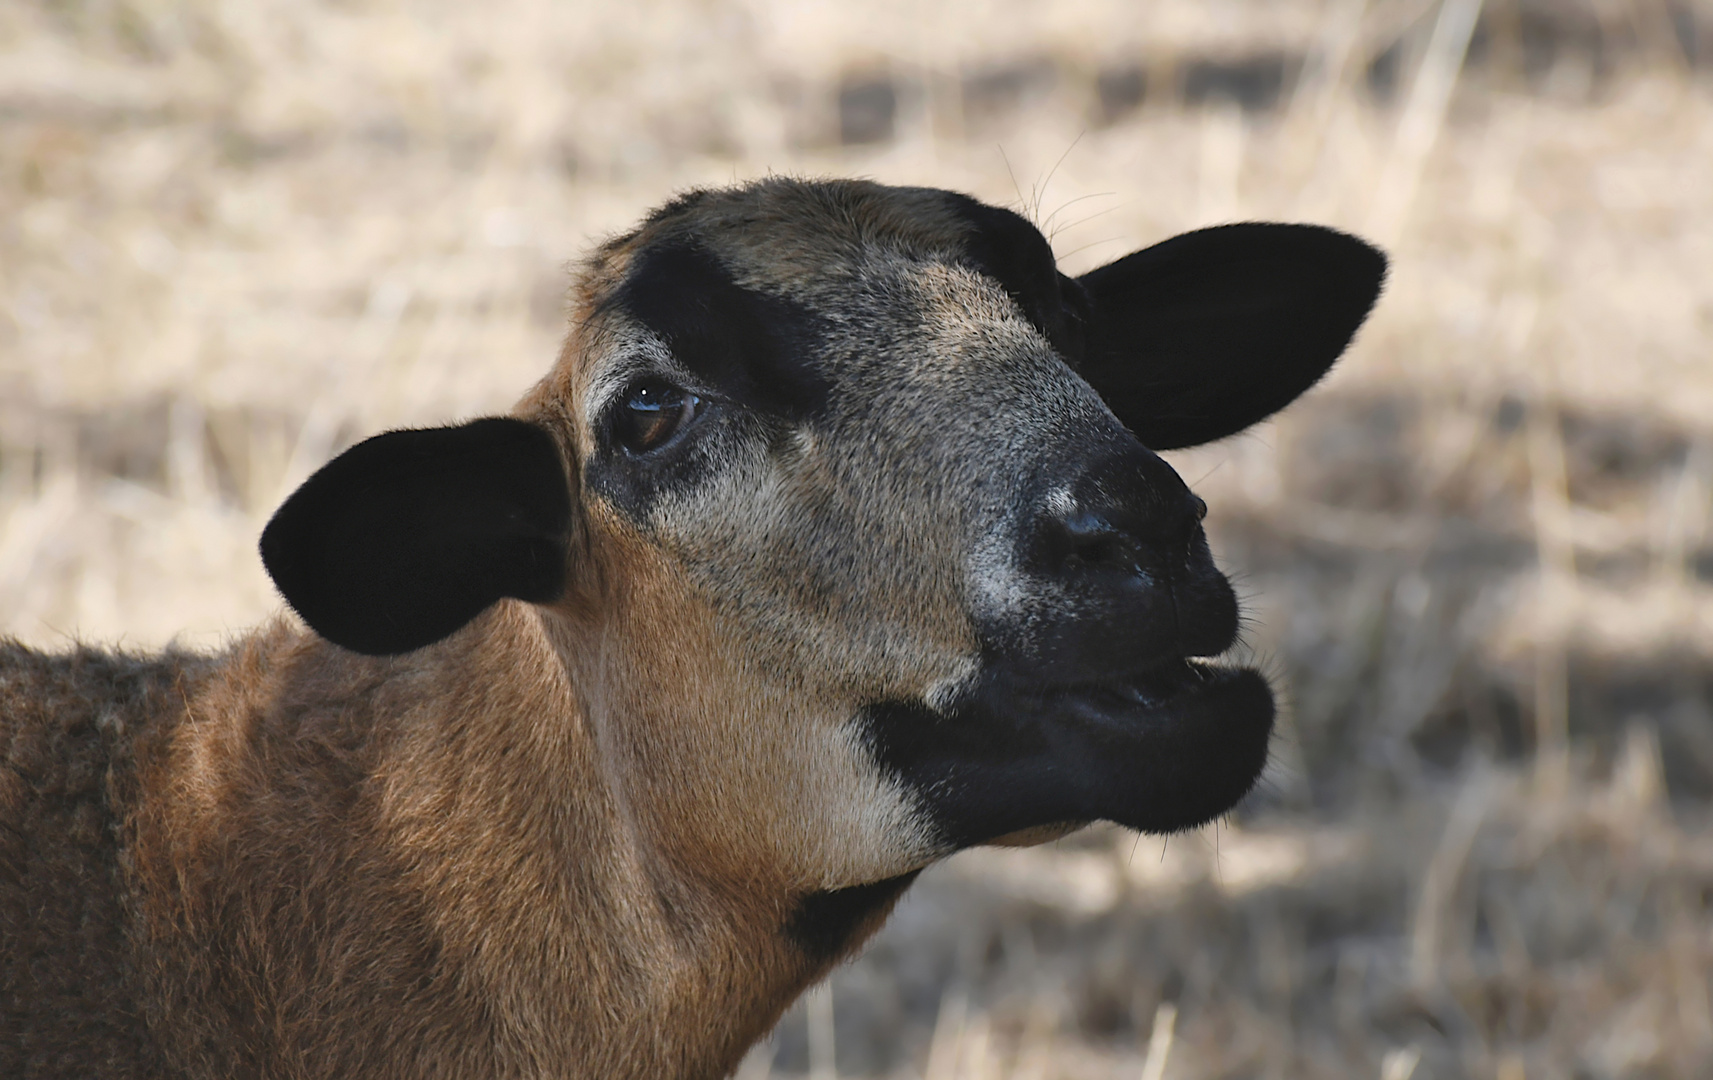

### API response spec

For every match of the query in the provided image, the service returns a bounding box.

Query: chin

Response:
[861,658,1275,850]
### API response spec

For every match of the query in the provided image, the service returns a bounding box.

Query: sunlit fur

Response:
[1,178,1339,1079]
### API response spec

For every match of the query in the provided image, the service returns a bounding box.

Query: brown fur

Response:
[1,178,1356,1077]
[0,181,1052,1078]
[3,604,860,1078]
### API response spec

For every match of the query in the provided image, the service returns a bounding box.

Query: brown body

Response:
[1,179,1384,1078]
[2,611,855,1078]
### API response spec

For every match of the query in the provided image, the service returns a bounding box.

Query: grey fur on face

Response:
[0,177,1386,1080]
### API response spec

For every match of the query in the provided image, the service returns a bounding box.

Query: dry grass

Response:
[4,1,1713,1076]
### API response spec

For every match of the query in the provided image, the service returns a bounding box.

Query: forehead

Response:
[614,180,984,287]
[569,180,1068,413]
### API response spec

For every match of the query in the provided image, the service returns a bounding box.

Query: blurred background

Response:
[3,0,1712,1076]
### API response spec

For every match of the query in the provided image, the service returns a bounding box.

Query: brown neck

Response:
[137,606,829,1080]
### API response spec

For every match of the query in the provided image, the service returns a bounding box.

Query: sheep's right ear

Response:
[1072,223,1386,451]
[260,417,572,656]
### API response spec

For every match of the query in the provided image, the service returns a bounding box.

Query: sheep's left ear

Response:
[1073,223,1386,451]
[260,417,571,656]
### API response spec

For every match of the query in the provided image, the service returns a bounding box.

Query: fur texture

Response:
[1,178,1383,1079]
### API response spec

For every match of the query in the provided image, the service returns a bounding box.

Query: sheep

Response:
[0,177,1384,1079]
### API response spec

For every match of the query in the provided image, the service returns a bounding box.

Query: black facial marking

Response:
[787,872,922,961]
[861,697,1060,849]
[1005,440,1241,680]
[610,240,831,422]
[945,194,1087,362]
[862,664,1274,849]
[585,400,733,527]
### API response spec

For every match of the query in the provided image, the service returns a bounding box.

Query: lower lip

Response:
[1031,664,1275,834]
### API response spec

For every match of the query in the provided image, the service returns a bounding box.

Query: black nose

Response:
[1044,447,1207,579]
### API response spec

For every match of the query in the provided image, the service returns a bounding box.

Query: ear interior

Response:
[1074,223,1386,451]
[260,418,571,656]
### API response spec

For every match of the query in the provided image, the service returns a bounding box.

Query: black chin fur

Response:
[788,872,922,961]
[860,666,1274,849]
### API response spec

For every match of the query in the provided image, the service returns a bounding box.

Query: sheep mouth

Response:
[861,657,1274,848]
[1032,658,1274,830]
[1047,656,1233,717]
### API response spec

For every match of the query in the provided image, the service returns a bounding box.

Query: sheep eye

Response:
[615,381,700,454]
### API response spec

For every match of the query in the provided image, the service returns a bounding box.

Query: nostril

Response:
[1045,480,1209,579]
[1059,511,1136,569]
[1040,451,1209,583]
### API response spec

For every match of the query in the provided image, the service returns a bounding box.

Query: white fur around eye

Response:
[582,330,683,426]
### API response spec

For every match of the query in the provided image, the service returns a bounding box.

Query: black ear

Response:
[260,418,572,656]
[1074,223,1386,450]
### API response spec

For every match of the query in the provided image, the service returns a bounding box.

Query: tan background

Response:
[4,1,1713,1076]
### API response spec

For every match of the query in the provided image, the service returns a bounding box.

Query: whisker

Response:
[1052,236,1127,263]
[1043,191,1115,237]
[1033,130,1086,222]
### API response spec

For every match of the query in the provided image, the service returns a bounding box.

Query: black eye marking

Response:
[613,380,702,455]
[607,240,831,422]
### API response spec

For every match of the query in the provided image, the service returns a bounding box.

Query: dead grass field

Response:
[4,1,1713,1076]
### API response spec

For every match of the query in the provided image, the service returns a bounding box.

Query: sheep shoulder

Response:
[0,638,207,1078]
